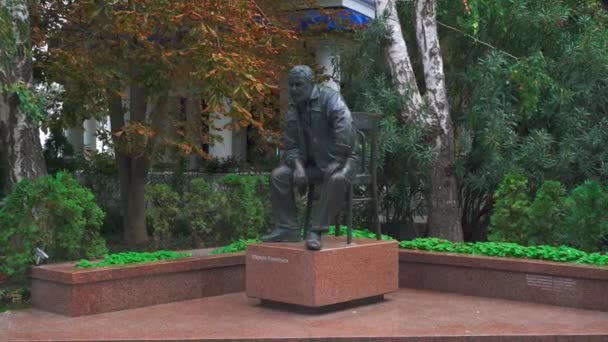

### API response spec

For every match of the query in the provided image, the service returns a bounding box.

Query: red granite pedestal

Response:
[246,236,398,308]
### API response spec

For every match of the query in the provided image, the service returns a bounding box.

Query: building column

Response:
[208,109,247,161]
[232,124,247,161]
[208,114,233,160]
[310,39,341,91]
[83,119,99,151]
[66,125,84,155]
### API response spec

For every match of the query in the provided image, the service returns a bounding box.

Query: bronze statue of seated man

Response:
[261,65,356,251]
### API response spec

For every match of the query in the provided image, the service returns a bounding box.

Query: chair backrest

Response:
[352,112,381,132]
[351,112,381,184]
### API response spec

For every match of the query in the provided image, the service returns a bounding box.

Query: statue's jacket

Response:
[283,85,357,172]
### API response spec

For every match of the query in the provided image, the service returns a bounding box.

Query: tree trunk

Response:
[0,1,47,192]
[123,153,150,245]
[376,0,463,241]
[108,87,150,246]
[415,0,462,241]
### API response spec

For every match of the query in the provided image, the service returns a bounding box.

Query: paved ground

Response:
[2,288,608,341]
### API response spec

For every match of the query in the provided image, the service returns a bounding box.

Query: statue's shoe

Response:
[260,228,301,242]
[305,231,322,251]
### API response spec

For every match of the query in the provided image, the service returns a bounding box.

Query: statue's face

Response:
[288,75,314,104]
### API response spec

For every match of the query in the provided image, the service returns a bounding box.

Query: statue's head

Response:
[288,65,315,104]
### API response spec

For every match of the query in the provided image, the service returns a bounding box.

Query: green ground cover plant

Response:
[208,226,394,255]
[208,239,260,255]
[328,226,393,241]
[208,228,607,267]
[436,0,608,241]
[400,238,608,267]
[209,226,393,255]
[75,250,191,268]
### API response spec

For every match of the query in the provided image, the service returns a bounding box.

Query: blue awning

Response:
[295,8,372,31]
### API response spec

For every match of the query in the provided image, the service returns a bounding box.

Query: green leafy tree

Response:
[324,1,608,243]
[434,0,608,239]
[377,0,463,241]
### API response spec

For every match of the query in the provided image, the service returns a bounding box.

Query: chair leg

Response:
[347,183,353,244]
[303,184,315,239]
[373,184,381,240]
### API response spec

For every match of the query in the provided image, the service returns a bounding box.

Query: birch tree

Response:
[376,0,463,241]
[0,0,47,193]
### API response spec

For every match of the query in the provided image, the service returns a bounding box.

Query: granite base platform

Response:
[29,249,245,316]
[399,250,608,311]
[4,289,608,341]
[246,236,399,307]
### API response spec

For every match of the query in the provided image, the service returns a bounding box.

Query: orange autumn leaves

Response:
[37,0,299,158]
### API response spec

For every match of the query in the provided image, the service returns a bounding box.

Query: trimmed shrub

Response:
[490,174,608,252]
[489,174,531,244]
[145,184,181,249]
[525,180,565,246]
[562,181,608,252]
[146,175,271,248]
[216,174,270,243]
[0,172,107,280]
[183,178,228,247]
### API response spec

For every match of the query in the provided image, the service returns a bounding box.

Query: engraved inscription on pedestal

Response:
[251,254,289,264]
[526,274,577,296]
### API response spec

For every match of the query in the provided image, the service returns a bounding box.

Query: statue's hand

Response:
[324,161,344,179]
[293,162,307,196]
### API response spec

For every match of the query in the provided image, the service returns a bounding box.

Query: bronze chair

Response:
[302,112,381,244]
